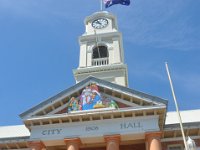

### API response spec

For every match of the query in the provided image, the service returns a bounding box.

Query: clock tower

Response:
[73,11,128,87]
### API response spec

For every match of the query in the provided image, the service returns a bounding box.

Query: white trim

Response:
[0,125,30,139]
[25,105,165,121]
[30,115,160,141]
[103,93,140,107]
[168,144,183,150]
[166,109,200,125]
[161,136,200,142]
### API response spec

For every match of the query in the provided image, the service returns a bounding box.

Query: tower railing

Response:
[92,57,109,66]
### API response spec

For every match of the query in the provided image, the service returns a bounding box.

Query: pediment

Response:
[20,76,167,120]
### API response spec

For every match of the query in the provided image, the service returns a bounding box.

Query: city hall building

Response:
[0,11,200,150]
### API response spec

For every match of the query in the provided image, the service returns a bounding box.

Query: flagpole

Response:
[100,0,103,11]
[94,30,101,58]
[165,62,188,150]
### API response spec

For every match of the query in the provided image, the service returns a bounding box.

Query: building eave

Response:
[20,76,168,121]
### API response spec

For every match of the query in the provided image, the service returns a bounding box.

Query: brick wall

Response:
[162,139,200,150]
[80,143,145,150]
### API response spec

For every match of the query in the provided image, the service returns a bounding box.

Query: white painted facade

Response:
[1,110,200,140]
[0,11,200,150]
[30,116,159,142]
[73,11,128,87]
[165,109,200,124]
[0,125,30,139]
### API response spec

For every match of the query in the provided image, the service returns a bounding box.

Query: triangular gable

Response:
[20,76,167,120]
[53,93,134,115]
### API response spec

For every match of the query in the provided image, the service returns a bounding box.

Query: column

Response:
[27,141,45,150]
[64,138,81,150]
[145,132,162,150]
[104,135,120,150]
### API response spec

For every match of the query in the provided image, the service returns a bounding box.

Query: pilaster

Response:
[145,132,162,150]
[64,138,81,150]
[27,141,45,150]
[104,134,121,150]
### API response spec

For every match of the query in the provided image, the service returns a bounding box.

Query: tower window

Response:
[92,46,109,66]
[92,46,108,59]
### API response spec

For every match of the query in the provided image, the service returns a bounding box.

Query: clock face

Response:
[92,18,108,29]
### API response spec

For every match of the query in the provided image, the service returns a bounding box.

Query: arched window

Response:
[92,46,109,59]
[92,46,109,66]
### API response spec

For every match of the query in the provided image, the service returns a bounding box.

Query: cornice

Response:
[79,31,122,44]
[73,64,127,75]
[84,11,116,25]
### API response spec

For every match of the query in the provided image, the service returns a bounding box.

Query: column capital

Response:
[104,134,121,144]
[145,132,162,150]
[64,138,81,150]
[145,131,162,141]
[104,134,121,150]
[64,138,81,144]
[27,141,45,150]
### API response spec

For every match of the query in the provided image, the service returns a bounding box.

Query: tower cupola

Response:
[73,11,128,87]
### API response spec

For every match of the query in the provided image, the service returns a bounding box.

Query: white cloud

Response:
[172,72,200,94]
[128,61,167,82]
[128,61,200,96]
[0,0,40,17]
[117,0,200,51]
[0,0,83,20]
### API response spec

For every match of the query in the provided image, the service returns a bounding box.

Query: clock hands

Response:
[96,20,102,25]
[92,18,108,29]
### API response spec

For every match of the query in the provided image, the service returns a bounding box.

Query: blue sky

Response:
[0,0,200,126]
